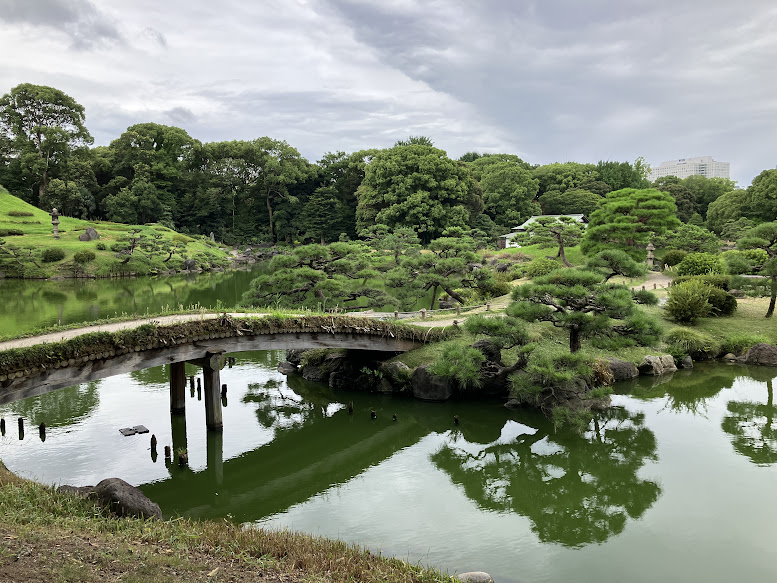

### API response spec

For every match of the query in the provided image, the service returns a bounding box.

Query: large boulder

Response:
[638,355,678,376]
[182,258,197,271]
[277,361,297,375]
[93,478,162,520]
[607,358,639,381]
[78,226,100,241]
[411,365,454,401]
[742,343,777,366]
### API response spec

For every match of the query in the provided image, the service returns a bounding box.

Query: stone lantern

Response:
[51,208,60,239]
[646,242,655,268]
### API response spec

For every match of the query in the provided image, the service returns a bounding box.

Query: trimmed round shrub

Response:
[0,228,24,236]
[96,242,107,250]
[664,280,712,324]
[73,249,96,264]
[632,289,659,305]
[662,249,687,268]
[525,257,562,279]
[41,247,65,262]
[706,286,737,316]
[675,252,723,276]
[7,210,34,217]
[665,328,720,359]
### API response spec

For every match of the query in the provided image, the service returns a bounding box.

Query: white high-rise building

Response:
[649,156,730,182]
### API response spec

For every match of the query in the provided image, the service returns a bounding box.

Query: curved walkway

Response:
[0,312,262,352]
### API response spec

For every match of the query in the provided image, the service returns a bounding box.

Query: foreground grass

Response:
[0,462,455,583]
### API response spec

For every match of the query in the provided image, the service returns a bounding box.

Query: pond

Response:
[1,351,775,583]
[0,265,267,338]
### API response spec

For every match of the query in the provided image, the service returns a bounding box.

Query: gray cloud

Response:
[165,106,195,125]
[0,0,122,48]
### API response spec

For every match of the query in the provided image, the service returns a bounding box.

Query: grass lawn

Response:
[0,189,231,277]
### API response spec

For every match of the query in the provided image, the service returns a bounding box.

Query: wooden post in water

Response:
[169,361,186,414]
[191,350,226,432]
[207,430,224,488]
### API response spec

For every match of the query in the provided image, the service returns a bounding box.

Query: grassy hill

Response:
[0,188,231,278]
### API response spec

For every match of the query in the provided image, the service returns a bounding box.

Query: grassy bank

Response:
[0,462,454,583]
[0,189,232,278]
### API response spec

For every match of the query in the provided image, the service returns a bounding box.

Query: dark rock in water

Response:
[475,360,511,398]
[78,226,99,241]
[182,258,197,271]
[302,364,328,383]
[458,572,494,583]
[743,343,777,366]
[679,355,694,369]
[607,358,639,381]
[277,361,297,375]
[504,398,522,409]
[411,365,454,401]
[638,355,677,376]
[380,361,411,383]
[93,478,162,520]
[472,339,502,365]
[285,349,307,365]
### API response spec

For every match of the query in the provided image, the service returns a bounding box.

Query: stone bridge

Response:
[0,315,442,430]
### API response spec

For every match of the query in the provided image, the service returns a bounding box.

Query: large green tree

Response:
[596,159,650,192]
[581,188,680,259]
[0,83,93,204]
[538,188,602,216]
[706,189,748,235]
[356,144,482,243]
[532,162,598,197]
[477,160,540,228]
[511,269,659,352]
[738,222,777,317]
[745,169,777,222]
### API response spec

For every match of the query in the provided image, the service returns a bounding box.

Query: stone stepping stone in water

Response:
[118,425,150,436]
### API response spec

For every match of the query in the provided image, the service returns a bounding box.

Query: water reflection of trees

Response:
[243,373,336,432]
[431,406,661,547]
[7,382,100,427]
[722,367,777,466]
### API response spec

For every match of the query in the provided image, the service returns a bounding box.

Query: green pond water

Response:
[1,273,776,582]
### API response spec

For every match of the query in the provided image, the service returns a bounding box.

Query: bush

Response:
[73,249,96,264]
[172,234,193,243]
[661,249,687,267]
[632,289,659,305]
[525,257,562,279]
[96,242,107,251]
[721,250,751,275]
[7,210,34,217]
[429,342,485,389]
[673,274,731,290]
[742,248,768,269]
[665,328,720,359]
[664,280,712,324]
[706,286,737,316]
[675,252,723,276]
[110,242,126,252]
[721,333,770,355]
[41,247,65,262]
[0,228,24,236]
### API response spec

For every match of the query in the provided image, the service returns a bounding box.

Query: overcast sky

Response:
[0,0,774,185]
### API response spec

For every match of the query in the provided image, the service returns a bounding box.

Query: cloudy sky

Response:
[0,0,774,185]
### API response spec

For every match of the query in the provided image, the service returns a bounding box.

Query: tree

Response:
[596,159,650,191]
[0,83,93,204]
[581,188,680,259]
[532,162,597,197]
[356,143,481,243]
[240,242,387,310]
[586,249,646,282]
[538,188,602,216]
[683,175,736,219]
[706,189,748,235]
[738,222,777,317]
[655,224,720,254]
[653,176,697,222]
[477,160,540,228]
[722,373,777,465]
[745,169,777,222]
[511,269,658,352]
[518,216,584,267]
